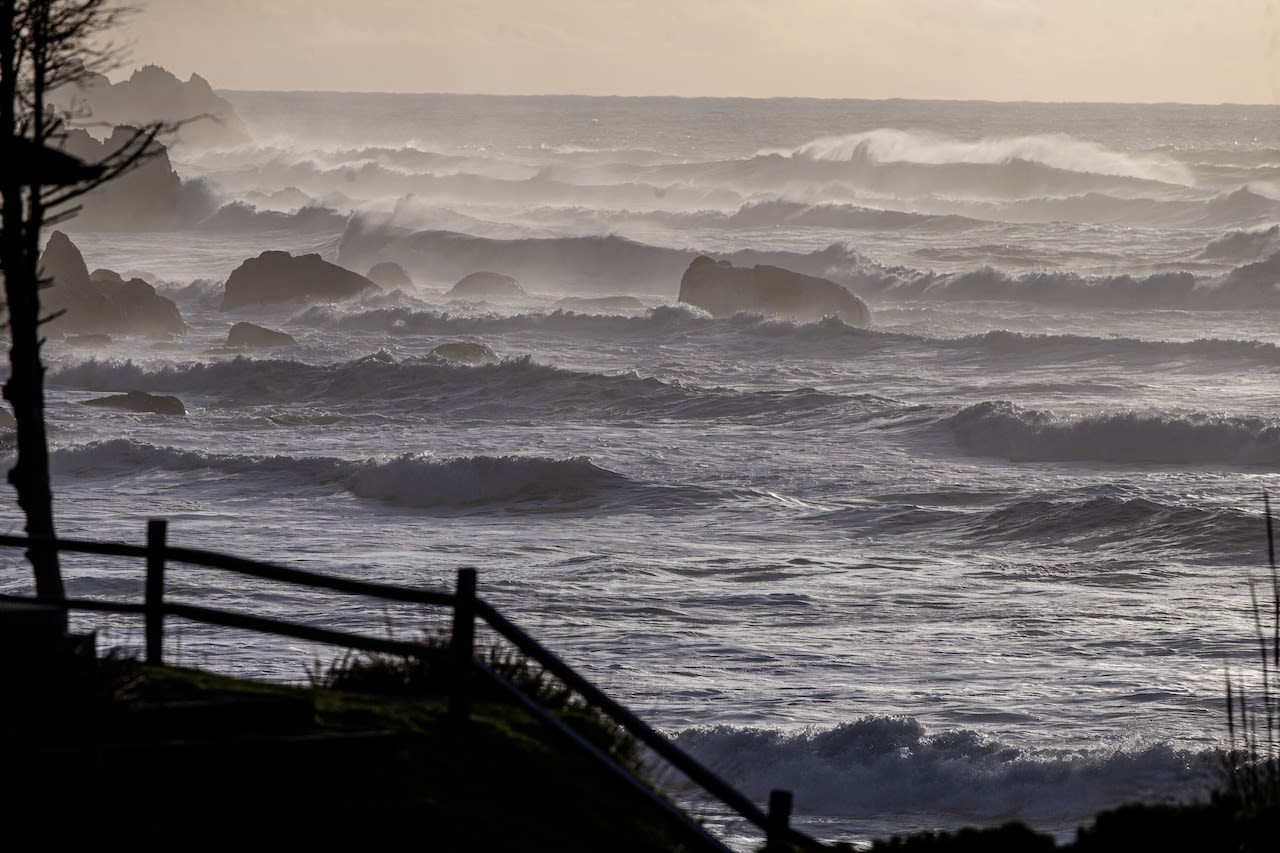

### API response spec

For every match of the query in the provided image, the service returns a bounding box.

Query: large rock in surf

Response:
[445,271,525,300]
[90,269,186,337]
[429,342,500,365]
[678,256,871,326]
[84,390,186,416]
[38,231,185,337]
[221,251,380,310]
[366,261,413,289]
[226,321,297,348]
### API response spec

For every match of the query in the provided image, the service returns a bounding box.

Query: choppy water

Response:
[10,93,1280,849]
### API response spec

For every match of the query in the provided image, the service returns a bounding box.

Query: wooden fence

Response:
[0,519,823,853]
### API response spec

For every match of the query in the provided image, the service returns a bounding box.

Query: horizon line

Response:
[212,88,1280,109]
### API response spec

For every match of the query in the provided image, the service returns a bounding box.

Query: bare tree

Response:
[0,0,166,610]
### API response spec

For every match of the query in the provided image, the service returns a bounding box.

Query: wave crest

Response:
[674,716,1215,827]
[947,401,1280,465]
[787,129,1193,185]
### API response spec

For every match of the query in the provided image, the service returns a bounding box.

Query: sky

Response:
[116,0,1280,104]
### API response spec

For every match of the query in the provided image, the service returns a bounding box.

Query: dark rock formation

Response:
[445,271,525,300]
[226,322,297,348]
[366,261,413,289]
[38,231,185,337]
[84,390,186,416]
[336,220,695,295]
[428,342,500,365]
[222,251,380,311]
[554,296,647,313]
[53,64,251,148]
[90,269,186,337]
[59,127,185,232]
[678,256,871,326]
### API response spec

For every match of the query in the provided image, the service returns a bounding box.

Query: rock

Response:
[429,342,500,365]
[445,271,525,300]
[90,269,186,337]
[0,408,15,430]
[59,127,184,231]
[366,261,413,289]
[554,296,647,313]
[84,390,186,416]
[678,256,871,326]
[37,231,186,336]
[39,231,124,332]
[226,322,297,348]
[51,64,251,148]
[222,251,380,310]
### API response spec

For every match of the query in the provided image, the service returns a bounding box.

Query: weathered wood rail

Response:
[0,519,823,853]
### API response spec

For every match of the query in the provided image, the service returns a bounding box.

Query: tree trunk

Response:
[0,0,66,606]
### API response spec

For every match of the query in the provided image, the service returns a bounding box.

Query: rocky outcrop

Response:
[38,231,185,337]
[53,64,251,148]
[53,127,186,232]
[678,256,871,326]
[445,271,525,300]
[221,251,380,310]
[90,269,186,337]
[84,390,186,416]
[226,322,297,348]
[428,342,500,365]
[366,261,412,289]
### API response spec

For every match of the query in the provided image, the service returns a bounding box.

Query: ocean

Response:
[13,92,1280,848]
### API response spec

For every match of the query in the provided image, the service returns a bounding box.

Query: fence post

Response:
[145,519,167,666]
[449,567,477,724]
[766,789,793,852]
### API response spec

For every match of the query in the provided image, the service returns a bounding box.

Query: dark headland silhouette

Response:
[52,63,251,148]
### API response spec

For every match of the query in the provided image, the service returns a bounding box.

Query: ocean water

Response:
[11,93,1280,848]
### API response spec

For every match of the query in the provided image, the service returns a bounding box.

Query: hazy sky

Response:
[119,0,1280,103]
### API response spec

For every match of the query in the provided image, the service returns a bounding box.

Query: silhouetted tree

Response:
[0,0,166,609]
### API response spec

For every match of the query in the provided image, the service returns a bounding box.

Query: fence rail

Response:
[0,519,824,853]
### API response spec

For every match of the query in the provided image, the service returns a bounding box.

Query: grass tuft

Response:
[1219,492,1280,817]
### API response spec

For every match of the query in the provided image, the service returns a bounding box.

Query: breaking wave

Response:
[946,401,1280,465]
[48,440,710,511]
[786,129,1194,185]
[673,716,1216,836]
[48,352,869,424]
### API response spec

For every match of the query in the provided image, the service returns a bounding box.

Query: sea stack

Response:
[678,256,871,326]
[221,251,380,310]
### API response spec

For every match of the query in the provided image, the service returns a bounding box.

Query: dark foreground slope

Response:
[0,643,717,851]
[1,622,1277,852]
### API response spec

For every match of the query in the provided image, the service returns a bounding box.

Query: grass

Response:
[0,634,717,850]
[306,626,648,779]
[1220,493,1280,818]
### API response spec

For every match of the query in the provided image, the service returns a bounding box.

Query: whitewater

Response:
[11,94,1280,848]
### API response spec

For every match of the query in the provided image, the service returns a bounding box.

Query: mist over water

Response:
[23,93,1280,848]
